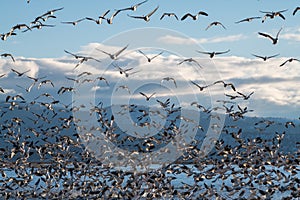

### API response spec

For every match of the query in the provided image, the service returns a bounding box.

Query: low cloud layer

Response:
[0,42,299,119]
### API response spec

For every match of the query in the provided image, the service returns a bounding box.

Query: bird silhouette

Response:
[139,92,156,101]
[160,13,179,20]
[205,21,226,30]
[181,11,208,21]
[196,49,230,58]
[138,50,163,62]
[11,68,30,77]
[1,53,15,62]
[251,53,280,61]
[178,58,202,68]
[235,16,261,23]
[258,28,282,45]
[127,6,159,22]
[279,58,300,67]
[61,18,86,26]
[97,44,128,60]
[293,7,300,15]
[119,0,148,12]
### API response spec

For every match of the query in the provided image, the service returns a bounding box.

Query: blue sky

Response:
[1,0,299,58]
[1,1,300,119]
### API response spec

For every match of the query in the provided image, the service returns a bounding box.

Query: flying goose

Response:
[205,21,226,30]
[177,58,203,68]
[1,53,15,62]
[258,28,282,45]
[119,0,148,12]
[237,91,254,100]
[190,81,209,91]
[251,53,280,61]
[1,32,16,41]
[86,10,110,24]
[160,13,179,20]
[127,6,159,22]
[22,23,55,32]
[260,9,287,22]
[139,92,156,101]
[213,80,236,91]
[196,49,230,58]
[11,68,30,77]
[279,58,300,67]
[181,11,208,21]
[138,50,163,62]
[235,16,261,23]
[293,7,300,15]
[61,18,86,26]
[97,44,128,60]
[161,77,177,88]
[106,10,123,24]
[41,7,64,17]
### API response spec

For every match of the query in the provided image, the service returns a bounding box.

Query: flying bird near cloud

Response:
[251,53,280,61]
[279,58,300,67]
[97,44,129,60]
[196,49,230,58]
[258,28,283,45]
[137,50,163,62]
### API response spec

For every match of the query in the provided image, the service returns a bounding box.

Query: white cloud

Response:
[0,43,299,119]
[281,33,300,42]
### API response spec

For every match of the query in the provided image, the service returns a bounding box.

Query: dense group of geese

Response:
[0,1,300,199]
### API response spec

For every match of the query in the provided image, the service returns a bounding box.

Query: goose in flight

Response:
[11,68,30,77]
[61,18,86,26]
[279,58,300,67]
[251,53,280,61]
[258,28,282,45]
[86,10,110,25]
[97,44,128,60]
[181,11,208,21]
[213,80,236,91]
[22,23,55,32]
[127,6,159,22]
[41,7,64,17]
[74,56,101,69]
[1,32,16,41]
[10,24,31,32]
[64,50,85,59]
[196,49,230,58]
[116,85,131,93]
[106,10,123,24]
[293,7,300,15]
[1,53,15,62]
[161,77,177,88]
[260,9,287,22]
[205,21,226,30]
[235,16,261,23]
[178,58,202,68]
[112,63,133,76]
[190,81,209,91]
[139,92,156,101]
[160,13,179,20]
[119,0,148,12]
[138,50,163,62]
[237,91,254,100]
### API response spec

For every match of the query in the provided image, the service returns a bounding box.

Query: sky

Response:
[0,0,300,119]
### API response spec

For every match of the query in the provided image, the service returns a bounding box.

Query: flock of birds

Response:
[0,1,300,199]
